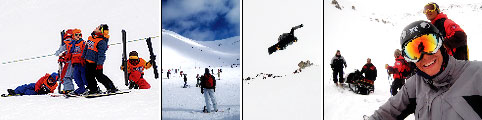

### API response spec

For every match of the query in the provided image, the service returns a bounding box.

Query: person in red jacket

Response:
[424,2,468,60]
[6,73,59,95]
[385,49,410,96]
[120,51,153,89]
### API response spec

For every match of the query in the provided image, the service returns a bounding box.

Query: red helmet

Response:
[64,29,74,39]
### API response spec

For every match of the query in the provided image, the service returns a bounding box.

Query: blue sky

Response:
[162,0,240,41]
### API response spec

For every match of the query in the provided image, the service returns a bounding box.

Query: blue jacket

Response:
[82,34,109,65]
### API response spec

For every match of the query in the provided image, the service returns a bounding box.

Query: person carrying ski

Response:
[424,2,468,60]
[361,58,377,91]
[82,24,118,94]
[6,73,59,96]
[120,51,153,89]
[369,20,482,120]
[330,50,347,86]
[385,49,410,96]
[54,29,75,94]
[200,68,218,113]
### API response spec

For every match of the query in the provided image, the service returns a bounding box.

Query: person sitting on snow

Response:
[120,51,153,89]
[6,73,59,96]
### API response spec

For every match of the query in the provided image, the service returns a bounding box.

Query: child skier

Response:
[82,24,118,94]
[120,51,153,89]
[68,29,88,95]
[55,29,75,94]
[6,73,59,96]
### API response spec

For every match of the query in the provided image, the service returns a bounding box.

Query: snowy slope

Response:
[0,0,159,120]
[324,0,482,119]
[161,30,240,120]
[242,0,322,119]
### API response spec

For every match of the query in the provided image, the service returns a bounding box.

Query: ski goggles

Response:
[402,33,443,63]
[423,3,438,14]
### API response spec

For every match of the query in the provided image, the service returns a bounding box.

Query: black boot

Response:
[7,89,16,95]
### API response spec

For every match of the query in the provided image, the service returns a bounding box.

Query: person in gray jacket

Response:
[369,20,482,120]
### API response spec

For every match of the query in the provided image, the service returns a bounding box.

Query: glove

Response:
[96,64,103,70]
[201,89,204,94]
[58,56,65,63]
[37,85,50,94]
[385,64,389,69]
[81,60,86,67]
[300,24,303,27]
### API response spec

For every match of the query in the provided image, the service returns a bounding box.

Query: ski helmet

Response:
[64,29,74,39]
[424,2,440,14]
[399,20,441,48]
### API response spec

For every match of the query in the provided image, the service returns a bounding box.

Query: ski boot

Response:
[7,89,16,95]
[203,106,209,113]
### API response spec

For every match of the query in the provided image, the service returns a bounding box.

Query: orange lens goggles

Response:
[402,34,442,62]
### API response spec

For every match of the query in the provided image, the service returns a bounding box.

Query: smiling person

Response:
[424,2,468,60]
[369,21,482,120]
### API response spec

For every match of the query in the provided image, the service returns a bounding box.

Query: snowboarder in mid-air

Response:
[268,24,303,54]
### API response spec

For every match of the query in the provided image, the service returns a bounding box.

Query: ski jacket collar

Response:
[424,56,466,89]
[431,12,448,25]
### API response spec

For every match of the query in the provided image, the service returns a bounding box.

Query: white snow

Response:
[161,29,240,120]
[0,0,159,120]
[324,0,482,119]
[242,0,322,119]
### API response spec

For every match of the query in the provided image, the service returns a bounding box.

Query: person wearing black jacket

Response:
[361,58,377,91]
[330,50,347,86]
[200,68,217,113]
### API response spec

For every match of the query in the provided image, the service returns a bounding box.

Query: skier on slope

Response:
[167,69,171,79]
[330,50,347,87]
[120,51,153,89]
[183,74,188,88]
[369,20,482,120]
[424,2,468,60]
[82,24,118,94]
[67,29,88,95]
[200,68,218,113]
[54,29,75,94]
[5,73,59,96]
[196,74,200,87]
[385,49,411,96]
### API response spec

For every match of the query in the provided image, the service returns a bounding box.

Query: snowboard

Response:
[146,37,159,79]
[122,30,129,86]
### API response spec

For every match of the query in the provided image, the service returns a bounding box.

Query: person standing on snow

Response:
[5,73,59,96]
[424,2,468,60]
[120,51,153,89]
[196,74,200,87]
[385,49,411,96]
[167,69,171,79]
[200,68,218,113]
[55,29,75,94]
[68,29,88,95]
[183,74,187,88]
[369,20,482,120]
[82,24,117,94]
[361,58,377,91]
[330,50,347,86]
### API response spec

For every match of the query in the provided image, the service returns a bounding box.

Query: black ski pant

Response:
[86,62,115,91]
[391,78,405,96]
[333,69,343,83]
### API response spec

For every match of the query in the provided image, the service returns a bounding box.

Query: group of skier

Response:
[5,24,154,97]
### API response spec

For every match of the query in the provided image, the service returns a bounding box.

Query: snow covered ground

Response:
[0,0,159,120]
[161,29,240,120]
[324,0,482,119]
[242,0,322,119]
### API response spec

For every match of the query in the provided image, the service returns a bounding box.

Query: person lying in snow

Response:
[6,72,59,95]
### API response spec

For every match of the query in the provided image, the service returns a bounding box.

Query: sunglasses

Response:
[423,4,437,14]
[75,33,82,36]
[402,33,443,63]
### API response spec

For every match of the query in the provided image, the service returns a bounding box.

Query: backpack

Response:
[203,74,214,88]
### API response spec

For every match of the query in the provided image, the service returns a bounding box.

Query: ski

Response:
[58,30,65,93]
[1,94,22,97]
[64,90,130,98]
[122,30,129,86]
[146,37,159,79]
